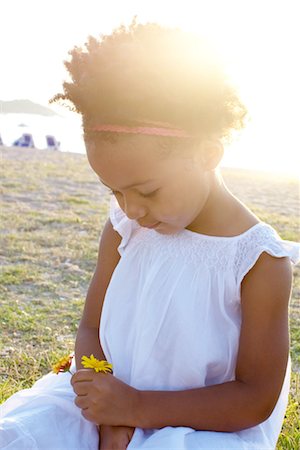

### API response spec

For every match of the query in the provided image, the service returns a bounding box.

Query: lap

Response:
[0,370,98,450]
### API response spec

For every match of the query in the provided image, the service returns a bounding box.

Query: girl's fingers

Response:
[74,394,89,409]
[72,382,90,396]
[71,369,94,385]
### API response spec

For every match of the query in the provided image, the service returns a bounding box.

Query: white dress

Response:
[1,199,299,450]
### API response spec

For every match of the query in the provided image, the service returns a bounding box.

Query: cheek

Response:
[161,183,205,221]
[154,195,187,221]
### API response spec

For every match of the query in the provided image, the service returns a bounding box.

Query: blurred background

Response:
[0,0,299,175]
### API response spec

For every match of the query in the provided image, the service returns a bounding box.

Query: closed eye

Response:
[139,189,160,198]
[106,188,159,198]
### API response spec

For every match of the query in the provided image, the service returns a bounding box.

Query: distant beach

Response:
[0,112,85,154]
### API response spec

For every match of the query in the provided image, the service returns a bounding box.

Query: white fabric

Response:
[1,198,299,449]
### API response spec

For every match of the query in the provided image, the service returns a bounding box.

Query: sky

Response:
[0,0,300,174]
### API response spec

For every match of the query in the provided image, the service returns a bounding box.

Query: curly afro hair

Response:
[51,18,247,142]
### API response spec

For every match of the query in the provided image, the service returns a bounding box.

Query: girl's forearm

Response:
[74,325,106,370]
[134,381,271,432]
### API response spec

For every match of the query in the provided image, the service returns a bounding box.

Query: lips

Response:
[140,221,160,229]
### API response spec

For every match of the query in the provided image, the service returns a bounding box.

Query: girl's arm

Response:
[133,252,292,432]
[74,219,136,448]
[74,218,121,369]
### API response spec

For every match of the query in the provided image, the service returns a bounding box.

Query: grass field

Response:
[0,147,299,449]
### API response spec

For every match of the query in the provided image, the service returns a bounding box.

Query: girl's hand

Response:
[99,425,135,450]
[71,369,140,426]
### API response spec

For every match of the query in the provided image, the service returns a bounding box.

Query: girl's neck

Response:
[186,171,259,237]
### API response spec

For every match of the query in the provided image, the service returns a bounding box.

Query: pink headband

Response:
[90,124,192,138]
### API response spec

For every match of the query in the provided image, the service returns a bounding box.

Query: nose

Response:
[123,196,147,220]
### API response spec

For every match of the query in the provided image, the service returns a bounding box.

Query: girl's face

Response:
[86,135,213,235]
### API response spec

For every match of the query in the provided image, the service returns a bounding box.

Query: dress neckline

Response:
[182,221,264,240]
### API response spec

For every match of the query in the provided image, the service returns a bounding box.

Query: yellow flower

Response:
[81,354,113,373]
[52,352,74,374]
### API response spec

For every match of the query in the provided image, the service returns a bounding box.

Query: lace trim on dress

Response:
[234,224,300,286]
[129,227,238,269]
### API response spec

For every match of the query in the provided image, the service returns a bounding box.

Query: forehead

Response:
[86,134,186,187]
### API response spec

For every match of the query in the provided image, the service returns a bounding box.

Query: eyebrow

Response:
[98,177,155,190]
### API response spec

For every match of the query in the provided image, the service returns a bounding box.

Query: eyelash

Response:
[140,189,159,198]
[108,189,159,198]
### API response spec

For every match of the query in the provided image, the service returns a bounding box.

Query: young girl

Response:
[1,20,299,450]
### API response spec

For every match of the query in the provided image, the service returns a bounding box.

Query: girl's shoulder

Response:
[234,220,300,285]
[216,199,299,274]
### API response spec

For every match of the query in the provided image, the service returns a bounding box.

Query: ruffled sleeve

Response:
[235,223,300,286]
[109,197,139,256]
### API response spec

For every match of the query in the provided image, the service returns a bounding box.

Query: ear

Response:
[200,140,224,170]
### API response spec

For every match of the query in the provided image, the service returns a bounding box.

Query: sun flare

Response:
[1,0,299,174]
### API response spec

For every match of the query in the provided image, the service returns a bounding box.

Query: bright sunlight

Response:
[0,0,299,174]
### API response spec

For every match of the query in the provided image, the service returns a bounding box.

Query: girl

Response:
[1,20,299,450]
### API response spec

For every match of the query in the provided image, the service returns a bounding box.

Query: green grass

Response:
[0,148,107,403]
[277,373,300,449]
[0,149,299,448]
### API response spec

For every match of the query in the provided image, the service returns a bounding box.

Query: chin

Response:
[155,229,173,235]
[154,223,182,235]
